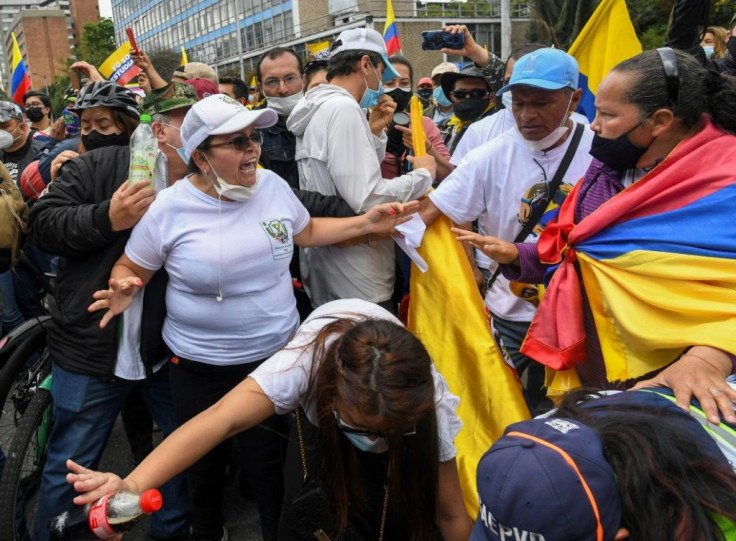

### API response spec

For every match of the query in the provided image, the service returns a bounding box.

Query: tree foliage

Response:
[76,17,116,68]
[146,48,182,81]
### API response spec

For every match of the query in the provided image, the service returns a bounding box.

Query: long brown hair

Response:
[305,317,440,539]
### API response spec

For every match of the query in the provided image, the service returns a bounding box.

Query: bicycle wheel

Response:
[0,387,53,541]
[0,329,51,454]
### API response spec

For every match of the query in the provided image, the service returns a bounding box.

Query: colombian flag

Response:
[98,42,141,86]
[409,213,530,516]
[10,33,31,106]
[382,0,401,56]
[567,0,642,121]
[523,122,736,385]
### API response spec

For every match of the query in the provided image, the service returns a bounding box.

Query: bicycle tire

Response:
[0,387,53,541]
[0,329,51,463]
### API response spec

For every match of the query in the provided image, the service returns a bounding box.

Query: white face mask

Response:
[0,129,15,150]
[267,91,304,117]
[516,92,574,152]
[203,155,259,202]
[501,91,513,110]
[344,431,390,454]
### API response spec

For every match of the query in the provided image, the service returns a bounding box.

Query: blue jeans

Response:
[0,270,25,335]
[32,363,192,541]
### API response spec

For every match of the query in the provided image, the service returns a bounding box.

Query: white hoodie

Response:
[287,84,432,307]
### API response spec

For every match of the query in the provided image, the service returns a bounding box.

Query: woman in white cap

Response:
[85,94,420,541]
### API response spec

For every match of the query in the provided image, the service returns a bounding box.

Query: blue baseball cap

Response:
[496,48,579,95]
[330,28,402,82]
[470,417,622,541]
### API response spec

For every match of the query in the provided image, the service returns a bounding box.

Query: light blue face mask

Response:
[359,63,384,109]
[343,431,390,454]
[501,91,513,110]
[433,86,452,107]
[165,143,189,165]
[702,45,715,59]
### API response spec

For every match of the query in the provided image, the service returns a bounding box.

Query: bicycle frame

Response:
[0,316,52,368]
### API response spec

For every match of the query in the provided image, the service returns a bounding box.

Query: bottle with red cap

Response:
[49,489,163,539]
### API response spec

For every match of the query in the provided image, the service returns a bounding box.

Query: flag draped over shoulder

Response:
[98,42,141,86]
[523,122,736,383]
[10,33,31,106]
[180,46,188,66]
[409,215,530,515]
[567,0,642,121]
[382,0,401,56]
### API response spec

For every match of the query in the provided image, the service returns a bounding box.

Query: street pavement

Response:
[99,416,263,541]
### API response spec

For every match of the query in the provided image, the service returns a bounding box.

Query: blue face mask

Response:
[344,431,390,454]
[433,86,452,107]
[702,45,715,59]
[359,63,384,109]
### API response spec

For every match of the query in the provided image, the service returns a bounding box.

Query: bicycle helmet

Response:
[71,81,140,119]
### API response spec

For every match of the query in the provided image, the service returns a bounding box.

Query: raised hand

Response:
[369,94,398,136]
[109,180,155,232]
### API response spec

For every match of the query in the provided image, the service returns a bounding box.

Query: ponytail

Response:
[705,70,736,133]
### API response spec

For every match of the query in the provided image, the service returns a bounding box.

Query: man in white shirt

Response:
[287,28,435,310]
[420,49,595,409]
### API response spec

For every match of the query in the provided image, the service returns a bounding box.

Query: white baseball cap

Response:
[181,94,277,157]
[330,28,402,82]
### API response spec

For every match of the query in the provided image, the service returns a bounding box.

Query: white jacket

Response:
[287,84,432,306]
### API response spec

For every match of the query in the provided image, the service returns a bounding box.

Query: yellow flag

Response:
[306,40,330,60]
[409,96,426,158]
[98,42,141,85]
[408,216,530,515]
[567,0,642,120]
[180,46,188,66]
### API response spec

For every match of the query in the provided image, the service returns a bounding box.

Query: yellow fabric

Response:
[408,215,530,516]
[98,42,135,80]
[306,40,330,60]
[577,250,736,384]
[567,0,642,96]
[180,46,188,66]
[409,96,426,157]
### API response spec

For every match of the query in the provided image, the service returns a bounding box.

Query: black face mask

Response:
[25,107,45,123]
[386,88,412,112]
[416,88,433,100]
[81,130,130,152]
[453,98,491,121]
[589,123,651,171]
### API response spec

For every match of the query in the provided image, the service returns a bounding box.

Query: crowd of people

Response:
[1,1,736,540]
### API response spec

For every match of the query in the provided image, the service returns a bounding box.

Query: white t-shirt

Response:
[125,170,311,365]
[429,124,594,322]
[452,110,590,165]
[250,298,463,462]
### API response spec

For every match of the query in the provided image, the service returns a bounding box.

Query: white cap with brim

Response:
[181,94,278,157]
[331,27,402,82]
[496,48,579,96]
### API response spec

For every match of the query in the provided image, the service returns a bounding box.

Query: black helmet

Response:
[72,81,140,119]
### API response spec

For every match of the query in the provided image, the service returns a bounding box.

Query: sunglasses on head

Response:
[451,89,491,100]
[332,410,416,439]
[207,131,263,151]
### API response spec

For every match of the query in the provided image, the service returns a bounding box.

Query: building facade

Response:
[112,0,531,82]
[1,0,99,94]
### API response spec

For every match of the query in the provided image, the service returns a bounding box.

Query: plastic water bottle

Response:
[128,113,158,189]
[48,489,163,539]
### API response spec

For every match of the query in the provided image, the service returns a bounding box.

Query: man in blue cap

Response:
[420,49,594,410]
[288,27,436,311]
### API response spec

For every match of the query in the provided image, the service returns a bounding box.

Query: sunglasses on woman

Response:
[451,89,491,100]
[207,131,263,151]
[332,410,416,439]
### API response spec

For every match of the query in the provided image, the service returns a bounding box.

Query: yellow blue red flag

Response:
[567,0,642,121]
[382,0,402,56]
[10,33,31,106]
[98,42,142,86]
[408,215,530,515]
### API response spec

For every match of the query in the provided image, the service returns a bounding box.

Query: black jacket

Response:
[28,145,167,378]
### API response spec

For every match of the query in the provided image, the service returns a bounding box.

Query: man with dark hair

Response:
[23,91,53,141]
[287,27,436,310]
[218,76,248,104]
[302,59,329,90]
[0,101,44,186]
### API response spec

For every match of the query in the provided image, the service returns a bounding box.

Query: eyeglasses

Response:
[332,410,416,439]
[262,74,302,90]
[451,89,491,100]
[207,132,263,151]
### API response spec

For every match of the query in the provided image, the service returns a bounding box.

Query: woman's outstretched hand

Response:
[88,277,143,328]
[450,228,520,265]
[364,200,420,235]
[66,459,136,506]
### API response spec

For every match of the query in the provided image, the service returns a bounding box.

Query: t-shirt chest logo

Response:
[260,218,293,260]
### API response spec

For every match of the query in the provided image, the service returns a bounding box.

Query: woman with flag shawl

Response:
[454,48,736,424]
